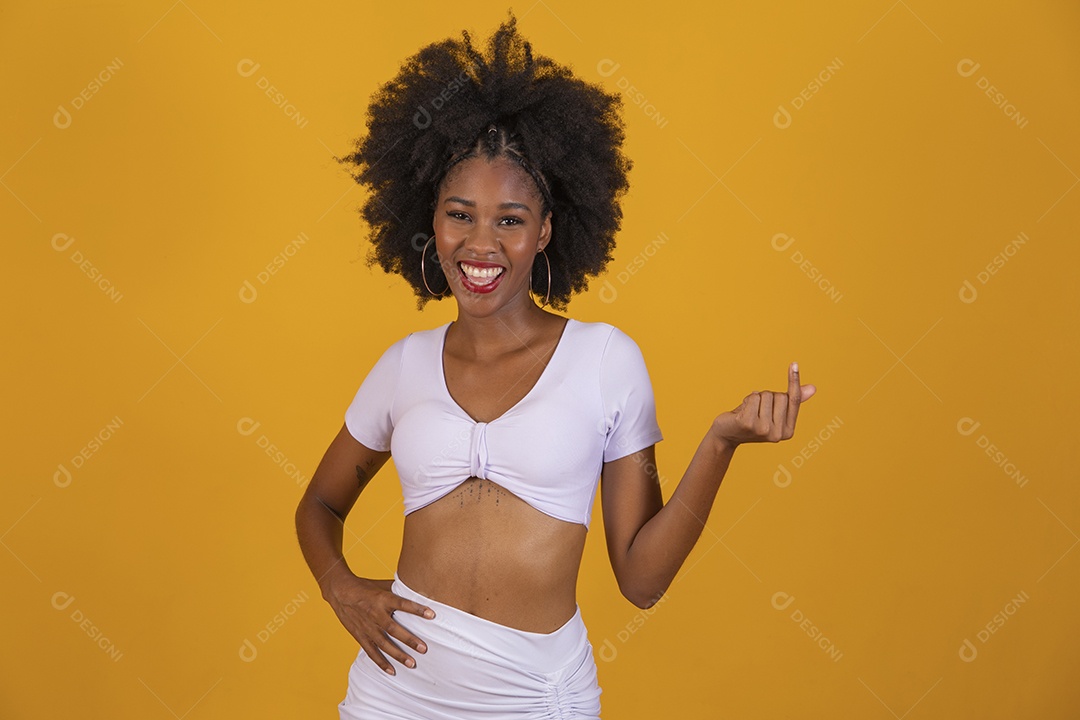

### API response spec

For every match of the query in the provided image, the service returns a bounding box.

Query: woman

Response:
[295,13,816,719]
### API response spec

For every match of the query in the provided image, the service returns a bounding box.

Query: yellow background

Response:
[4,1,1078,717]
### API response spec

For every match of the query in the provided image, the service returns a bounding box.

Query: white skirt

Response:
[338,572,602,719]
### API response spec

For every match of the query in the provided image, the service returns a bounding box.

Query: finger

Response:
[375,625,416,669]
[772,391,789,440]
[743,391,761,421]
[784,362,802,436]
[404,599,436,621]
[733,393,750,414]
[386,616,429,655]
[758,389,773,425]
[359,637,398,676]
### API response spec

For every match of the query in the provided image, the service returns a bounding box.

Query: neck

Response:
[449,293,555,356]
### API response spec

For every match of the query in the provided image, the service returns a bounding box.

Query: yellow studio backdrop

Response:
[3,0,1078,717]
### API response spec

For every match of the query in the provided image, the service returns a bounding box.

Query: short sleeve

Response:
[600,327,663,462]
[343,337,407,452]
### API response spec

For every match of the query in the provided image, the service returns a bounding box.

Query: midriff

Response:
[397,476,587,633]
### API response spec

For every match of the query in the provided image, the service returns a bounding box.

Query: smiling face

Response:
[432,155,552,317]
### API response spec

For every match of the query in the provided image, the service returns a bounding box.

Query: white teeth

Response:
[460,263,505,280]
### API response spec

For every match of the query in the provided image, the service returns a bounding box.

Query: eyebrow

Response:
[443,196,532,212]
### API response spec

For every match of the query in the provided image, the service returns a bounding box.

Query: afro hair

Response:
[337,10,632,311]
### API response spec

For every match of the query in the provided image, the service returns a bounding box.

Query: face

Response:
[432,156,551,316]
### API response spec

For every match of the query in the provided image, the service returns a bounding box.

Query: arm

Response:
[295,422,435,676]
[600,435,735,608]
[295,422,390,597]
[601,362,816,608]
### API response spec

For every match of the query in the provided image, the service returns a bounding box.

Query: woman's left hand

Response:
[711,362,816,448]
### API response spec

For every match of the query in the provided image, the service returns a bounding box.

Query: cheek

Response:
[431,219,456,250]
[431,215,447,237]
[509,240,540,266]
[432,230,458,270]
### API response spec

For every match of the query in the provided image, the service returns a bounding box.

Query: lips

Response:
[458,261,506,294]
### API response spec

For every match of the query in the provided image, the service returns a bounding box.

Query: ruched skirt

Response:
[338,572,602,719]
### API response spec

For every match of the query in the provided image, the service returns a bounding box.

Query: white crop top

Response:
[344,318,663,529]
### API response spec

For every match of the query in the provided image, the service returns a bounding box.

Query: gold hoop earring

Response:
[421,236,451,297]
[530,247,551,307]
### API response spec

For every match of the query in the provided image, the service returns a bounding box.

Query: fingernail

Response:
[418,643,427,652]
[406,658,415,668]
[792,361,799,373]
[424,609,435,619]
[385,666,395,676]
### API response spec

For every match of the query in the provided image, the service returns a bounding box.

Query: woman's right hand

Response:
[324,572,436,676]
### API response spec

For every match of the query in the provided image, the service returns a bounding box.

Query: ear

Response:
[537,212,552,253]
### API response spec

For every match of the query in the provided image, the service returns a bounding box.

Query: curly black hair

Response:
[336,9,631,311]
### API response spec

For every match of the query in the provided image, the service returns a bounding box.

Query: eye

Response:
[500,217,524,226]
[446,211,470,221]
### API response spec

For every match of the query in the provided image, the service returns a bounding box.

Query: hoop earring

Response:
[420,236,451,297]
[531,247,551,307]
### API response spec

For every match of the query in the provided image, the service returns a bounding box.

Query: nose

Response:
[462,222,500,255]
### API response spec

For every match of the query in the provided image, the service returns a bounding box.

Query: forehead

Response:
[439,156,539,201]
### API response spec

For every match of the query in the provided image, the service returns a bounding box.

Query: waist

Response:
[391,570,589,674]
[398,487,587,632]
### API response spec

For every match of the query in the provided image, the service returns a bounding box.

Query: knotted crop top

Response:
[343,319,663,529]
